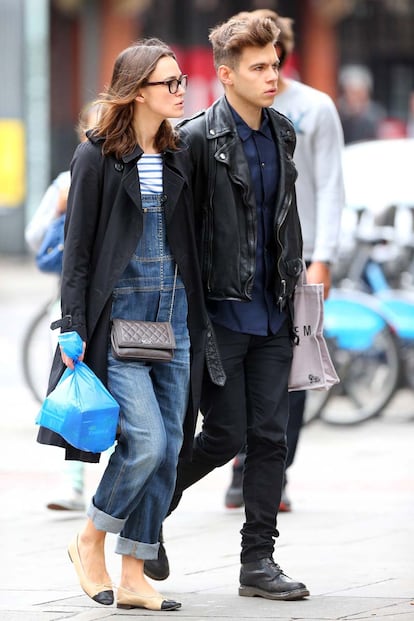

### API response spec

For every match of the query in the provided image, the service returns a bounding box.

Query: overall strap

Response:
[168,264,179,322]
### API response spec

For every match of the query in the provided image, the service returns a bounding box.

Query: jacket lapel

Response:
[121,149,186,222]
[122,162,142,212]
[163,161,185,224]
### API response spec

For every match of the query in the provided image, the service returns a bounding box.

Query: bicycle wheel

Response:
[302,389,331,425]
[22,299,57,403]
[320,324,401,425]
[400,340,414,390]
[374,292,414,391]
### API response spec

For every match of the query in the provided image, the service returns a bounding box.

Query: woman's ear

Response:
[217,64,233,86]
[135,92,145,103]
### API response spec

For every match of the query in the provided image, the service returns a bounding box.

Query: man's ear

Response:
[217,64,233,86]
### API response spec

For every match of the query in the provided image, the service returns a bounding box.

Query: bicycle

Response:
[357,254,414,393]
[342,211,414,387]
[303,287,401,425]
[22,294,59,404]
[306,213,414,426]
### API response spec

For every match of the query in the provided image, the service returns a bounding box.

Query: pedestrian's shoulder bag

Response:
[288,264,339,392]
[35,214,65,274]
[111,265,178,363]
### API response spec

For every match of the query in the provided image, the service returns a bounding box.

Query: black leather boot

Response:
[239,557,309,600]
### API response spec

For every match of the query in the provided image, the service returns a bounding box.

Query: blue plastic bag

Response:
[35,214,65,274]
[36,331,119,452]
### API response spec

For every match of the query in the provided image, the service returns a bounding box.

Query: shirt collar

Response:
[227,100,273,143]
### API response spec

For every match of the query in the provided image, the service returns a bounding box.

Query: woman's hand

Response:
[60,340,86,370]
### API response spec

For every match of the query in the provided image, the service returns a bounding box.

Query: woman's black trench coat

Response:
[37,134,225,463]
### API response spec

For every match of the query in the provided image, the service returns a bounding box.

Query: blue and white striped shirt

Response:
[137,154,163,194]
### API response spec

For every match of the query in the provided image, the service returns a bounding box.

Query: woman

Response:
[37,39,224,611]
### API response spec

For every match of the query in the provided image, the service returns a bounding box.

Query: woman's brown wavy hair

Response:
[92,39,180,159]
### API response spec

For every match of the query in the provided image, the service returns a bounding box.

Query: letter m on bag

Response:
[303,325,312,336]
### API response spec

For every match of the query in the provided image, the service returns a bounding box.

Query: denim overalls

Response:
[88,193,190,560]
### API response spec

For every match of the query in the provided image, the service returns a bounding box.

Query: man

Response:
[337,64,386,144]
[225,9,345,512]
[145,14,309,601]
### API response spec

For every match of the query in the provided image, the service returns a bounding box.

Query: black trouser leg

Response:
[169,324,250,513]
[170,322,292,563]
[240,323,291,562]
[231,387,306,490]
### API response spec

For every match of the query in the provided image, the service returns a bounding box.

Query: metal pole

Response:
[24,0,50,222]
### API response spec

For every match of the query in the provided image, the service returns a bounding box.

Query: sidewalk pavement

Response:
[1,255,414,620]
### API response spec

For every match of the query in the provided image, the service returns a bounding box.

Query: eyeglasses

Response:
[144,74,188,94]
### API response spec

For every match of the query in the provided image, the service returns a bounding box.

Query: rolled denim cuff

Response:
[87,501,126,533]
[115,536,160,560]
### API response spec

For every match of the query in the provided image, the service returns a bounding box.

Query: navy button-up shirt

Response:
[208,104,285,335]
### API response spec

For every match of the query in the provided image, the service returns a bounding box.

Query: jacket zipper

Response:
[275,193,292,309]
[206,136,217,293]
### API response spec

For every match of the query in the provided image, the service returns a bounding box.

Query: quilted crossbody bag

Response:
[111,266,178,362]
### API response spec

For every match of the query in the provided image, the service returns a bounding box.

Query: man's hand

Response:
[306,261,331,300]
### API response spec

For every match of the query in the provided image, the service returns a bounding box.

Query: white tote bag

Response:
[288,267,339,392]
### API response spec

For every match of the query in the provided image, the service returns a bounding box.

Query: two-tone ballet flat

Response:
[116,585,181,611]
[68,536,114,605]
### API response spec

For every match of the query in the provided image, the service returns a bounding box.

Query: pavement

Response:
[1,254,414,621]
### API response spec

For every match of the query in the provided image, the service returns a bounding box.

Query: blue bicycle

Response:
[355,242,414,392]
[304,287,401,425]
[305,221,414,425]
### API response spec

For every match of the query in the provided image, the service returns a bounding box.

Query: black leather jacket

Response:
[178,96,303,311]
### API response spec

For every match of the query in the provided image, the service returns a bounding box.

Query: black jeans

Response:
[169,320,292,563]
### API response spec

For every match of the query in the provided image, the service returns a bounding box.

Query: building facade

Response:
[1,0,414,253]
